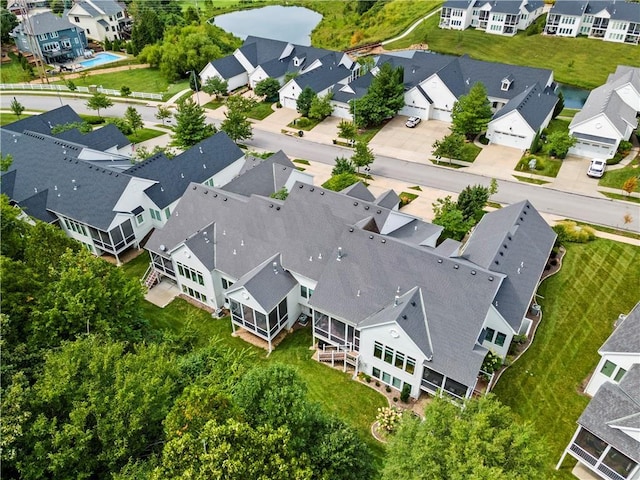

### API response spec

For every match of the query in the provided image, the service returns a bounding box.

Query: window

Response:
[603,446,638,477]
[74,16,80,22]
[406,357,416,375]
[394,352,405,370]
[373,342,383,359]
[392,377,402,389]
[150,209,161,221]
[372,367,380,378]
[164,207,171,220]
[382,372,391,384]
[221,278,233,289]
[300,285,314,299]
[485,328,496,342]
[614,367,627,382]
[495,332,507,347]
[136,213,144,225]
[575,428,607,459]
[86,29,90,34]
[601,360,616,377]
[204,178,215,187]
[176,262,205,285]
[63,218,88,236]
[384,347,394,364]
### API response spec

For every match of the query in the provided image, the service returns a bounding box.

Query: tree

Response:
[220,106,252,143]
[308,92,333,121]
[66,79,77,92]
[545,130,576,159]
[489,178,499,196]
[120,85,132,98]
[254,77,280,101]
[622,176,638,197]
[202,76,228,99]
[10,97,24,118]
[1,8,18,44]
[225,94,257,115]
[172,98,216,148]
[332,156,356,176]
[86,92,113,118]
[296,86,316,117]
[270,187,288,200]
[432,133,465,163]
[125,106,144,133]
[432,196,473,241]
[351,62,404,128]
[337,120,357,140]
[1,153,13,172]
[130,7,164,55]
[382,395,549,480]
[552,90,564,119]
[155,105,172,126]
[351,140,374,173]
[456,184,490,222]
[451,82,492,138]
[49,0,64,14]
[107,117,133,135]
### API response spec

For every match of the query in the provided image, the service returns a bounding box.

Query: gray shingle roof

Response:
[549,0,591,16]
[292,63,353,94]
[184,222,216,271]
[551,0,640,21]
[607,66,640,98]
[14,11,78,35]
[3,105,82,135]
[600,302,640,354]
[491,83,558,131]
[238,36,291,68]
[571,86,638,137]
[462,201,556,331]
[208,55,246,79]
[222,151,296,197]
[90,0,124,15]
[55,123,130,151]
[331,72,373,103]
[341,181,375,202]
[124,132,243,209]
[374,189,400,210]
[578,364,640,463]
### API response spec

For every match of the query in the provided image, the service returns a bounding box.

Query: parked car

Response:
[587,158,606,178]
[405,116,421,128]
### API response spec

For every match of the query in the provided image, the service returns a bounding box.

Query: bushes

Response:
[322,173,360,192]
[400,384,411,403]
[80,115,105,125]
[553,221,596,243]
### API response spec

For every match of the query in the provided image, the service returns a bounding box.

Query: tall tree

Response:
[552,90,564,119]
[432,133,464,163]
[296,86,316,117]
[130,8,164,55]
[431,195,473,241]
[10,97,24,118]
[202,76,228,99]
[0,8,18,44]
[456,184,490,222]
[124,106,144,133]
[308,92,333,121]
[351,62,404,127]
[254,77,280,101]
[86,92,113,118]
[451,82,492,138]
[545,130,576,159]
[332,156,356,176]
[220,106,252,143]
[172,98,216,148]
[382,395,549,480]
[351,140,374,173]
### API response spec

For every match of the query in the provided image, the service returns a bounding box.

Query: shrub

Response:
[553,221,596,243]
[400,384,411,403]
[80,115,105,125]
[295,117,312,128]
[376,406,402,434]
[513,334,527,344]
[385,385,391,393]
[393,397,398,403]
[375,381,380,387]
[482,351,503,376]
[322,173,359,192]
[365,375,372,383]
[107,117,133,135]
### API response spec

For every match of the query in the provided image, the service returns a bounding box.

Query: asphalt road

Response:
[3,94,639,232]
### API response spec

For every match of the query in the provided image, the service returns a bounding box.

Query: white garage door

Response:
[430,107,451,122]
[570,140,615,159]
[282,96,297,110]
[401,105,429,119]
[491,130,529,150]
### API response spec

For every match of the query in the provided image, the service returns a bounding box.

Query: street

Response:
[2,93,638,232]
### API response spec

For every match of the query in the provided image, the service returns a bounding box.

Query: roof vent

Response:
[203,164,206,169]
[353,202,358,206]
[337,247,343,261]
[402,314,407,320]
[349,227,354,232]
[181,173,184,178]
[381,239,386,243]
[471,270,476,275]
[232,249,237,255]
[357,289,361,297]
[369,235,374,239]
[377,210,381,214]
[394,295,399,307]
[318,252,322,260]
[364,205,369,210]
[488,276,494,281]
[310,187,314,192]
[199,146,203,154]
[299,184,304,188]
[320,191,324,195]
[454,264,459,269]
[273,261,278,273]
[410,301,416,307]
[437,259,443,263]
[160,244,166,251]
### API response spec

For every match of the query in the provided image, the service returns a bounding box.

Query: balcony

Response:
[568,444,629,480]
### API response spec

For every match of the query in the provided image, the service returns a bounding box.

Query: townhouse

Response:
[67,0,131,42]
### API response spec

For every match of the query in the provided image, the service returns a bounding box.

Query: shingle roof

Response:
[292,63,353,94]
[570,87,638,138]
[55,123,130,151]
[3,105,82,135]
[578,364,640,463]
[13,11,78,35]
[341,181,375,202]
[486,1,525,15]
[491,83,558,131]
[98,19,109,28]
[374,190,400,210]
[462,201,556,331]
[208,55,246,79]
[238,36,290,68]
[600,302,640,354]
[607,65,640,99]
[184,222,216,271]
[221,151,296,198]
[549,0,590,16]
[124,132,243,209]
[331,72,373,103]
[90,0,123,15]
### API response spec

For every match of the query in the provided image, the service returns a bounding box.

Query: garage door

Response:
[431,107,451,122]
[401,105,429,119]
[569,140,614,159]
[282,96,297,110]
[491,131,528,150]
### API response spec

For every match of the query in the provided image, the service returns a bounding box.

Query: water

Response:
[211,6,322,46]
[79,52,124,69]
[556,83,590,109]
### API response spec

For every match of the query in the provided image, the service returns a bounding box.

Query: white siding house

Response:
[67,0,128,42]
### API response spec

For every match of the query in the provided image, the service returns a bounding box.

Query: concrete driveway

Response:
[369,117,450,163]
[548,155,601,195]
[467,144,524,180]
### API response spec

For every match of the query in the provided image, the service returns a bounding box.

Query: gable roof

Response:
[238,36,291,68]
[549,0,591,16]
[462,201,556,331]
[292,63,353,94]
[341,181,375,202]
[600,302,640,354]
[3,105,82,135]
[570,86,637,137]
[184,222,216,271]
[207,55,246,79]
[55,123,130,151]
[551,0,640,21]
[124,132,244,209]
[491,82,558,131]
[13,11,78,35]
[221,151,297,197]
[578,364,640,463]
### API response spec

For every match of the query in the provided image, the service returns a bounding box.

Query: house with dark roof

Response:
[440,0,545,36]
[569,65,639,159]
[144,161,555,401]
[545,0,640,45]
[10,11,88,64]
[1,109,248,264]
[67,0,130,42]
[556,303,640,480]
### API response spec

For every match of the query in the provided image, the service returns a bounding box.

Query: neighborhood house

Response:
[67,0,131,42]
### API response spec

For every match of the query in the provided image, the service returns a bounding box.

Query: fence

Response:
[0,83,163,100]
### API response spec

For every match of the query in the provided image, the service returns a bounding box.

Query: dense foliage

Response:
[451,82,492,138]
[171,98,216,148]
[351,63,404,128]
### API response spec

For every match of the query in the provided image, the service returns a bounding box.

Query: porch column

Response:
[556,426,581,470]
[267,337,272,354]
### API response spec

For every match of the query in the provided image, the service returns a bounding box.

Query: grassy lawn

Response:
[512,175,550,185]
[600,192,640,204]
[247,101,274,120]
[460,142,482,162]
[558,108,579,119]
[121,253,387,468]
[493,239,640,479]
[127,128,166,144]
[0,113,31,126]
[203,99,225,110]
[356,124,384,143]
[515,156,562,178]
[0,57,34,83]
[599,157,640,191]
[386,14,640,89]
[289,117,321,131]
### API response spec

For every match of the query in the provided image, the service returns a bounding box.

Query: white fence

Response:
[0,83,163,100]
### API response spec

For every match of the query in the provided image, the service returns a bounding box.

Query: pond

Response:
[556,83,591,110]
[210,6,322,46]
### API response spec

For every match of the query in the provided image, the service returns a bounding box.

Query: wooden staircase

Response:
[141,265,159,289]
[317,345,360,375]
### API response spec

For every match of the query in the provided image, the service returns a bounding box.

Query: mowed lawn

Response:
[387,15,640,89]
[122,252,387,469]
[493,239,640,479]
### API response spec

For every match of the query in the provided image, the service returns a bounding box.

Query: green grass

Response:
[431,159,464,168]
[356,124,384,143]
[203,99,225,110]
[558,108,579,119]
[293,159,311,165]
[387,14,640,89]
[121,252,387,467]
[289,117,321,131]
[127,128,166,144]
[0,57,34,83]
[0,113,31,126]
[247,102,274,120]
[515,156,562,178]
[599,158,640,190]
[408,185,422,191]
[512,175,550,185]
[600,191,640,204]
[493,240,640,479]
[567,221,640,241]
[459,142,482,162]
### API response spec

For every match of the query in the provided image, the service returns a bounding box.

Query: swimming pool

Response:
[78,52,125,69]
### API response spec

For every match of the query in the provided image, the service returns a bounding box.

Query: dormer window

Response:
[293,56,302,67]
[501,74,514,91]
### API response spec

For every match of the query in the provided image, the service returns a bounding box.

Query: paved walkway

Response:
[381,7,442,46]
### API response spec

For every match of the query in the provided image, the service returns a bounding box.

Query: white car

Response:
[587,159,606,178]
[405,116,421,128]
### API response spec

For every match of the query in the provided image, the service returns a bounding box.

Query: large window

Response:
[602,447,638,477]
[374,342,417,375]
[176,262,204,285]
[63,218,88,236]
[575,428,607,459]
[300,285,314,299]
[495,332,507,347]
[181,285,207,303]
[601,360,617,377]
[221,278,234,290]
[614,368,627,382]
[374,342,383,359]
[422,368,444,389]
[485,328,496,342]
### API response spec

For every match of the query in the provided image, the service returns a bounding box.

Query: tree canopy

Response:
[351,62,404,128]
[296,86,316,117]
[451,82,492,138]
[254,77,280,102]
[172,98,216,148]
[382,395,549,480]
[86,92,113,118]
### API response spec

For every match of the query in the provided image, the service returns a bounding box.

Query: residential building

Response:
[569,65,640,159]
[440,0,545,36]
[67,0,130,42]
[1,108,246,264]
[10,11,88,64]
[545,0,640,45]
[144,161,556,401]
[557,303,640,480]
